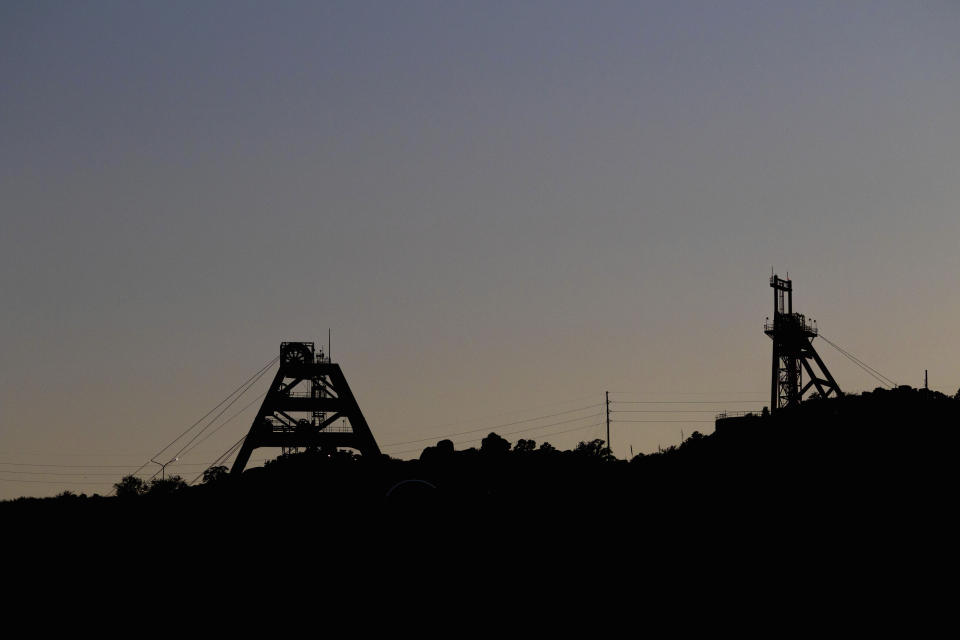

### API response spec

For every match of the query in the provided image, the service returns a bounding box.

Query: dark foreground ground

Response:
[3,386,956,610]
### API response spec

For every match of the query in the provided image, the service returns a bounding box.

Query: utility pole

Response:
[925,370,928,391]
[605,391,610,455]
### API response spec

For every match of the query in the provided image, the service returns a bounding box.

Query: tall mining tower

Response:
[764,274,841,412]
[230,341,381,474]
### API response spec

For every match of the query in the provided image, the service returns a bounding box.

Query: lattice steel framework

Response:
[764,275,841,412]
[230,342,381,474]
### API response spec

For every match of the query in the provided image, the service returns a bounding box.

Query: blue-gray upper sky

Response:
[2,1,958,497]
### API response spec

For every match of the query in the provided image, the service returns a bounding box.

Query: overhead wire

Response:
[609,400,767,404]
[610,409,758,413]
[0,461,141,469]
[607,390,766,396]
[5,401,753,494]
[818,334,897,388]
[819,334,893,385]
[212,436,246,468]
[186,391,750,465]
[386,411,603,457]
[442,415,604,452]
[0,469,133,477]
[0,451,155,458]
[189,435,247,485]
[0,477,114,485]
[612,419,714,423]
[390,393,602,436]
[6,375,819,492]
[175,387,270,461]
[380,403,602,448]
[164,360,276,465]
[0,460,237,468]
[108,355,279,492]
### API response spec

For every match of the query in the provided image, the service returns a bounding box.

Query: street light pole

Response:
[151,457,178,481]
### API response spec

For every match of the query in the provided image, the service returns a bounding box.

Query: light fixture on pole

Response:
[151,456,178,481]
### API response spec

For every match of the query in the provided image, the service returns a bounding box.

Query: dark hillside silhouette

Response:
[4,386,955,574]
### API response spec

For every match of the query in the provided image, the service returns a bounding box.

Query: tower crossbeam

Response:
[230,341,381,474]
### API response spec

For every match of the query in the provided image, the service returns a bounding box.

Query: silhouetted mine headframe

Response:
[230,341,381,474]
[764,274,841,412]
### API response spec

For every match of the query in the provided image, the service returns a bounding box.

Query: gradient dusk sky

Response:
[2,1,959,498]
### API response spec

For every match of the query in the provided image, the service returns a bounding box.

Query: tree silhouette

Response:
[436,439,455,455]
[481,432,511,455]
[573,439,612,460]
[420,439,457,463]
[514,439,536,452]
[114,475,147,498]
[147,475,188,496]
[202,466,229,485]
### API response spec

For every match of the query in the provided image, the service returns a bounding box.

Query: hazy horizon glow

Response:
[3,1,959,497]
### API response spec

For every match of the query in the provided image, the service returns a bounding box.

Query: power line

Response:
[457,418,603,449]
[820,336,893,386]
[0,461,141,469]
[123,357,279,492]
[0,451,155,458]
[0,469,131,477]
[189,435,247,485]
[818,334,897,388]
[0,461,255,472]
[165,361,276,465]
[386,412,603,457]
[213,436,246,468]
[610,409,759,413]
[820,334,896,386]
[388,421,601,457]
[612,419,714,423]
[389,393,603,437]
[610,400,767,404]
[175,386,270,461]
[380,403,602,448]
[607,391,766,395]
[117,355,279,486]
[0,478,114,485]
